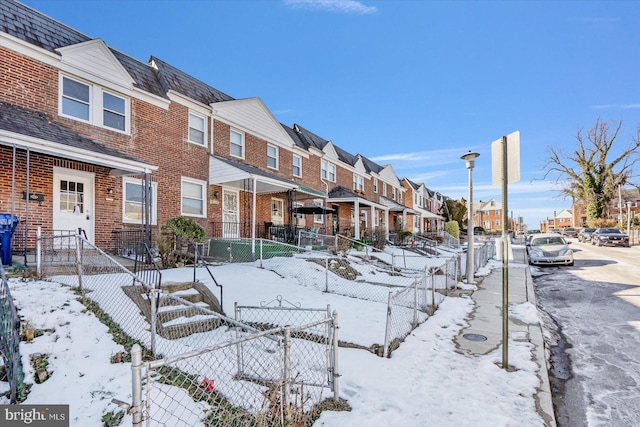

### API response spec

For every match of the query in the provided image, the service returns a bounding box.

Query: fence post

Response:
[392,254,395,273]
[234,302,243,378]
[325,257,329,293]
[75,231,84,296]
[36,227,41,279]
[332,310,340,401]
[259,239,263,269]
[383,291,393,358]
[150,288,157,357]
[283,326,292,423]
[413,278,418,327]
[131,344,143,426]
[430,269,436,314]
[444,260,449,296]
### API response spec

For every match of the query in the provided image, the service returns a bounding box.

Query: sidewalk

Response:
[454,254,556,427]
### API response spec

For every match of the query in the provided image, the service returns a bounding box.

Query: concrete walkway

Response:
[455,253,556,427]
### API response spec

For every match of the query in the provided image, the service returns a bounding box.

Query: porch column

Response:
[354,200,360,239]
[384,208,389,240]
[402,210,407,231]
[251,177,257,254]
[370,205,375,231]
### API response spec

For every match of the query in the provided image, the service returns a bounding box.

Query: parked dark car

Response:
[561,227,578,238]
[590,228,630,247]
[577,227,596,243]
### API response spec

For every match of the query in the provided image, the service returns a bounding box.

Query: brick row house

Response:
[468,199,516,233]
[0,0,448,255]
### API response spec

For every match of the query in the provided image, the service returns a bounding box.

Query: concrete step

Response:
[161,281,199,293]
[161,316,221,340]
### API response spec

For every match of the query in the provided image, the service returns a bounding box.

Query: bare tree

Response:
[544,118,640,222]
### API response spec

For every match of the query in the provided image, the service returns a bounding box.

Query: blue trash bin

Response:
[0,214,19,266]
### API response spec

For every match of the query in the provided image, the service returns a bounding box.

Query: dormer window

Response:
[353,174,364,192]
[60,75,129,133]
[321,160,336,182]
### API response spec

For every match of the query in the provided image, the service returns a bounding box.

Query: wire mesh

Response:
[0,264,24,403]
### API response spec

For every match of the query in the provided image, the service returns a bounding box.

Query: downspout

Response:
[321,178,329,234]
[251,177,257,255]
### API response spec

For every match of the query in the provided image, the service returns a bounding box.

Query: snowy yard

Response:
[1,250,545,426]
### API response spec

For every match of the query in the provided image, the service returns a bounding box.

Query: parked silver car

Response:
[577,227,596,243]
[527,233,574,266]
[590,228,630,247]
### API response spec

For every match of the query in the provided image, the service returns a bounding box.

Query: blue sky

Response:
[21,0,640,228]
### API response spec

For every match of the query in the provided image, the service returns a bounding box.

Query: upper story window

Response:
[392,187,397,200]
[267,145,279,170]
[181,177,206,218]
[383,184,387,197]
[321,160,336,182]
[495,209,501,216]
[188,113,206,146]
[123,178,157,225]
[60,75,129,133]
[353,174,364,192]
[373,179,378,193]
[230,129,244,158]
[292,155,302,177]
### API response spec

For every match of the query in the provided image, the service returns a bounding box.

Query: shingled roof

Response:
[0,102,146,164]
[150,56,234,105]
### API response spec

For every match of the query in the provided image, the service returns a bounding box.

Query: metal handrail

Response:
[133,242,162,290]
[192,243,223,311]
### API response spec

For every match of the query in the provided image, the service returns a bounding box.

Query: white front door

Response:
[52,168,95,243]
[222,189,239,238]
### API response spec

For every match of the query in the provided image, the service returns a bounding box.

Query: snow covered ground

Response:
[1,251,545,426]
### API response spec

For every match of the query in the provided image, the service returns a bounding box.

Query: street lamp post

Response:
[461,151,480,284]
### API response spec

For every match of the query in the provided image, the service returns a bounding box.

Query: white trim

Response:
[0,130,155,174]
[267,144,279,170]
[188,111,207,147]
[292,154,302,178]
[181,177,207,218]
[230,128,245,159]
[122,177,158,225]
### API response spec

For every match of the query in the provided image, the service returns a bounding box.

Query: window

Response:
[188,113,206,146]
[321,160,336,182]
[383,184,387,197]
[103,91,125,131]
[230,129,244,158]
[123,178,157,224]
[62,77,90,121]
[495,220,500,226]
[267,145,279,169]
[181,178,206,217]
[293,202,305,227]
[373,179,378,193]
[292,155,302,177]
[271,198,284,224]
[60,75,129,132]
[360,211,368,228]
[392,187,396,200]
[59,180,84,213]
[495,210,501,216]
[313,199,324,224]
[353,174,364,192]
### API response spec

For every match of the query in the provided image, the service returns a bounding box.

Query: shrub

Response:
[158,216,206,268]
[445,221,459,239]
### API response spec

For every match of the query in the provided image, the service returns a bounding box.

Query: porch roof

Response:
[210,155,326,199]
[327,186,387,210]
[379,196,420,215]
[0,102,156,174]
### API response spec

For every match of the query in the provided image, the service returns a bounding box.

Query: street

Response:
[532,240,640,426]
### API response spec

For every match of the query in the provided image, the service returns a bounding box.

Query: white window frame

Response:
[373,179,378,193]
[353,174,364,192]
[122,177,158,225]
[383,184,387,197]
[495,220,500,226]
[59,74,130,134]
[267,144,279,170]
[188,112,207,146]
[230,129,245,159]
[392,187,396,200]
[181,177,207,218]
[292,155,302,177]
[321,160,336,182]
[360,210,368,228]
[271,198,284,224]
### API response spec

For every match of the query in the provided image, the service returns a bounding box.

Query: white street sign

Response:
[491,131,520,187]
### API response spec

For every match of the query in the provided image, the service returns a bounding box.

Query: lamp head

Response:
[460,151,480,169]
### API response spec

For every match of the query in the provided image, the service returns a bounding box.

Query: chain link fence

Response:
[36,231,342,425]
[0,264,24,403]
